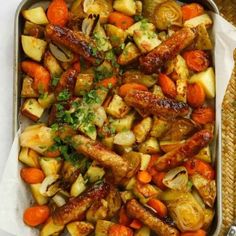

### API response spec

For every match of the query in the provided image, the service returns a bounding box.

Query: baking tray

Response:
[13,0,222,235]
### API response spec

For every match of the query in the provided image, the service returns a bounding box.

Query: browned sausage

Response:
[52,182,110,225]
[124,90,190,119]
[55,68,77,100]
[71,135,129,183]
[155,129,213,171]
[45,24,104,65]
[126,199,179,236]
[139,27,196,74]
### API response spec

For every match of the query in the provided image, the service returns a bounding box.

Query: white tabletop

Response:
[0,0,20,235]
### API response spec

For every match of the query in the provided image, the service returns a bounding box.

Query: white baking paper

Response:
[0,13,236,236]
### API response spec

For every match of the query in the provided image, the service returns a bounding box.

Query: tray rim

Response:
[13,0,222,235]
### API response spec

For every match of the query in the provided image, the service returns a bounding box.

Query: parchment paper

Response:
[0,13,236,236]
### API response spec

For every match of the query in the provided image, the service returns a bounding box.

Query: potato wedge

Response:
[95,220,115,236]
[194,146,211,163]
[133,30,161,53]
[105,24,127,48]
[139,137,160,154]
[22,7,49,25]
[38,93,56,109]
[20,124,54,154]
[184,14,212,28]
[70,174,87,197]
[118,42,141,65]
[21,98,44,121]
[74,73,94,96]
[126,20,155,36]
[39,157,62,176]
[135,226,151,236]
[133,117,152,143]
[113,0,136,16]
[106,94,130,118]
[30,183,49,205]
[189,67,215,98]
[195,24,213,50]
[150,117,170,138]
[44,51,63,77]
[21,76,39,98]
[18,147,40,168]
[67,221,94,236]
[152,85,164,98]
[21,35,47,62]
[40,217,64,236]
[160,140,185,153]
[85,165,105,183]
[140,153,151,171]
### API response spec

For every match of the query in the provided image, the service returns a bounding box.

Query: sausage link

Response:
[155,129,213,171]
[52,182,110,225]
[140,27,196,74]
[126,199,179,236]
[71,135,129,183]
[45,24,104,65]
[124,90,190,119]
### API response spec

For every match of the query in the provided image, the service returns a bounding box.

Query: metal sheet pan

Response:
[14,0,222,235]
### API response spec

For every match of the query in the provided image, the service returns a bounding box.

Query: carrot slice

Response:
[44,149,61,158]
[191,107,215,125]
[47,0,69,27]
[181,3,205,21]
[152,171,167,190]
[183,50,209,72]
[119,83,148,97]
[137,171,152,184]
[187,83,206,108]
[119,206,131,226]
[23,205,50,227]
[147,198,168,218]
[20,167,45,184]
[184,159,215,180]
[97,76,118,88]
[180,229,207,236]
[129,219,142,229]
[21,61,51,93]
[108,11,134,30]
[158,74,177,99]
[108,224,133,236]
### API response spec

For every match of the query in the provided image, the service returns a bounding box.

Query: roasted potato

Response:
[133,117,152,143]
[39,157,62,176]
[184,14,213,28]
[189,67,215,99]
[150,117,171,138]
[18,147,40,168]
[67,221,94,236]
[21,76,39,98]
[21,99,44,121]
[139,137,160,154]
[113,0,136,16]
[70,174,87,197]
[22,7,49,25]
[38,93,56,109]
[21,35,47,62]
[126,20,155,36]
[194,146,211,163]
[40,217,64,236]
[106,95,130,118]
[44,51,63,77]
[95,220,114,236]
[74,73,94,96]
[160,140,185,153]
[195,24,213,50]
[30,183,49,205]
[105,24,127,48]
[118,42,141,65]
[85,165,105,183]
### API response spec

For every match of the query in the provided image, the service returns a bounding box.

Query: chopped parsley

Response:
[51,75,60,87]
[94,67,113,82]
[134,15,144,22]
[83,89,101,104]
[57,89,71,101]
[140,19,149,31]
[105,50,119,68]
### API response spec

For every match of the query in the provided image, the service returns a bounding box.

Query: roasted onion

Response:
[154,0,182,30]
[163,166,188,191]
[161,190,204,232]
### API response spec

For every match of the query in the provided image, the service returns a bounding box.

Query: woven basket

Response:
[214,0,236,234]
